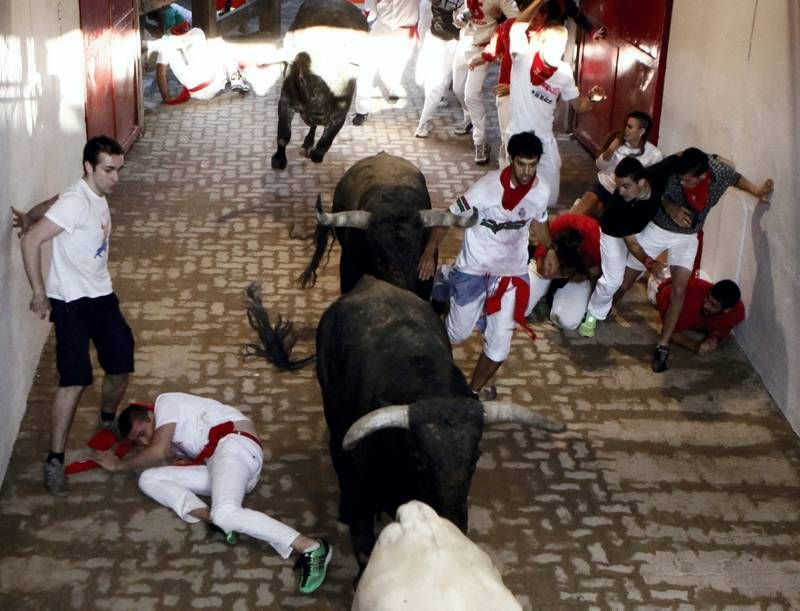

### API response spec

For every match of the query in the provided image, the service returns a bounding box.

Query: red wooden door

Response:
[81,0,142,151]
[574,0,673,155]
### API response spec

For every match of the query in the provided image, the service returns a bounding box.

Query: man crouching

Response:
[94,392,331,595]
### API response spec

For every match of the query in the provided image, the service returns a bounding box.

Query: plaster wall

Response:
[0,0,87,486]
[659,0,800,435]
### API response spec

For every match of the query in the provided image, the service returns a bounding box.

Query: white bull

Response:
[353,500,522,611]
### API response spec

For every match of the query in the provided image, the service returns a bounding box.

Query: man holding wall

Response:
[13,135,135,496]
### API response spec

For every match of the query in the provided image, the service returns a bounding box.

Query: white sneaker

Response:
[474,143,490,165]
[415,121,433,138]
[229,73,250,93]
[453,120,473,136]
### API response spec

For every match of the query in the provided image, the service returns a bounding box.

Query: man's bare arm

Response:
[11,195,58,237]
[20,217,64,319]
[94,423,176,472]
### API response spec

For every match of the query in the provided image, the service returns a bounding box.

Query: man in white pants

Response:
[507,21,603,206]
[148,27,250,104]
[419,132,554,394]
[414,0,461,137]
[352,0,420,124]
[578,157,670,339]
[94,393,332,595]
[451,0,519,165]
[526,213,600,330]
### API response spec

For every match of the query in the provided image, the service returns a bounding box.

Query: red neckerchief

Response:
[182,421,262,466]
[682,172,711,211]
[530,51,558,86]
[500,166,534,210]
[485,277,537,342]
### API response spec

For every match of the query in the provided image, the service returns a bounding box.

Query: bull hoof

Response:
[300,146,311,158]
[309,149,325,163]
[271,152,287,170]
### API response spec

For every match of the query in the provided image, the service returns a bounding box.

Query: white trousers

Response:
[137,435,300,559]
[626,221,698,272]
[527,267,592,330]
[496,94,510,168]
[446,279,519,362]
[452,37,490,145]
[538,134,560,207]
[586,232,629,320]
[417,35,458,126]
[355,20,417,114]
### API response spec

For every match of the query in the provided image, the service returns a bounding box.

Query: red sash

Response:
[181,421,262,466]
[485,276,537,342]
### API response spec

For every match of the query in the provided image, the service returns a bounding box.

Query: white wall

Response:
[0,0,87,486]
[659,0,800,435]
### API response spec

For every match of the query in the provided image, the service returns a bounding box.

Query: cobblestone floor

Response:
[2,4,800,610]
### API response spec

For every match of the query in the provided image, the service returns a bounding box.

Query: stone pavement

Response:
[2,4,800,609]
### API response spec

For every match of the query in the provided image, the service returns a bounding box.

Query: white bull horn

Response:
[315,195,372,229]
[343,405,411,450]
[418,208,479,228]
[482,401,566,433]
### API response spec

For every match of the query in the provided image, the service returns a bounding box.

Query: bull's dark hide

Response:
[271,0,368,170]
[299,152,434,297]
[316,276,480,572]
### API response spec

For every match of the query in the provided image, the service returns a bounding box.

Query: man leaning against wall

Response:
[11,135,135,497]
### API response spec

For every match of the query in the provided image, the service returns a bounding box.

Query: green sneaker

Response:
[208,522,237,545]
[296,539,332,594]
[578,314,597,338]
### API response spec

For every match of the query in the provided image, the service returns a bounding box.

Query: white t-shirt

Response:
[157,28,220,96]
[44,179,113,302]
[461,0,519,46]
[154,392,250,459]
[374,0,419,28]
[596,141,664,192]
[507,23,579,140]
[450,169,549,277]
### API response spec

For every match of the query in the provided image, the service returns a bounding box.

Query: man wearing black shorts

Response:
[17,136,135,496]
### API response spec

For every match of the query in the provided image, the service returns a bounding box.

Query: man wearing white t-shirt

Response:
[419,131,554,394]
[94,393,332,595]
[507,21,604,206]
[451,0,519,165]
[147,27,250,104]
[18,136,135,497]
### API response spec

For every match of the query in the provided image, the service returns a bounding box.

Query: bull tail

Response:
[297,197,336,288]
[242,283,316,371]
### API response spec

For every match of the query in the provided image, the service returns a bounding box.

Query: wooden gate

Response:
[81,0,142,151]
[573,0,673,155]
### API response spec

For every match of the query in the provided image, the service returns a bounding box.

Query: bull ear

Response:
[418,209,479,228]
[342,405,411,450]
[482,401,565,433]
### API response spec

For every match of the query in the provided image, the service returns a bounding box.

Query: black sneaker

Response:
[44,458,68,497]
[651,344,670,373]
[352,113,368,126]
[296,539,332,594]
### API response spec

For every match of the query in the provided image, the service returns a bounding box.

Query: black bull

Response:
[244,276,566,575]
[271,0,368,170]
[298,152,475,297]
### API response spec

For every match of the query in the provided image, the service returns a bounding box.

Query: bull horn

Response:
[482,401,566,433]
[316,195,372,229]
[418,208,479,228]
[342,405,411,450]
